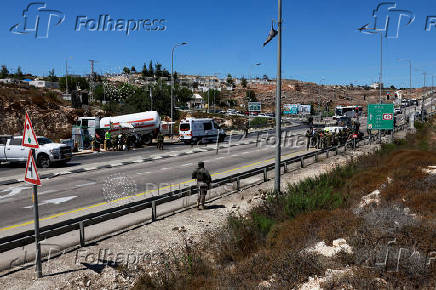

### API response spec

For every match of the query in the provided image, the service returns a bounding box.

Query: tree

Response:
[0,65,9,79]
[241,77,247,88]
[148,61,154,77]
[141,63,149,78]
[155,63,163,78]
[263,74,269,81]
[122,67,131,74]
[390,85,396,90]
[48,69,58,82]
[14,66,24,80]
[246,90,257,102]
[130,66,136,73]
[59,76,89,93]
[226,74,234,86]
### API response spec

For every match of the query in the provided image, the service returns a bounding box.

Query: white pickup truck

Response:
[0,136,72,168]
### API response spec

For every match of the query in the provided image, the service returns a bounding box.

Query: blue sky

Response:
[1,0,436,87]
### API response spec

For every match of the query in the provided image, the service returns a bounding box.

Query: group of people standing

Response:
[104,131,132,151]
[305,120,361,150]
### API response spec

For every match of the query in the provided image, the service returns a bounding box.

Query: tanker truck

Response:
[72,111,164,150]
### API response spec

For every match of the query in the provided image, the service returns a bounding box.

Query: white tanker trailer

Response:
[72,111,164,149]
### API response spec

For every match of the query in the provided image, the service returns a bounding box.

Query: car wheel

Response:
[37,154,50,168]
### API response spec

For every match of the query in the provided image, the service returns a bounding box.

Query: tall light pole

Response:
[171,42,188,124]
[274,0,282,194]
[358,27,383,104]
[422,72,427,121]
[319,77,325,119]
[378,32,383,104]
[398,59,412,96]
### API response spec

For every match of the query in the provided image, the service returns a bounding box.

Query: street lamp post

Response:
[398,59,412,97]
[171,42,188,124]
[319,77,325,119]
[274,0,282,194]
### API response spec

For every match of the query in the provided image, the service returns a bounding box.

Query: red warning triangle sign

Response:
[22,112,39,149]
[24,150,41,186]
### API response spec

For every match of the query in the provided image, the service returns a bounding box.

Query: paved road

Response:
[0,125,307,179]
[0,125,311,232]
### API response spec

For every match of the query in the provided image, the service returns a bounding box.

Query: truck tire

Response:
[37,154,51,168]
[142,134,153,146]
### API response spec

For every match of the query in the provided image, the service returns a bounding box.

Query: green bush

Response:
[250,117,269,128]
[251,213,275,236]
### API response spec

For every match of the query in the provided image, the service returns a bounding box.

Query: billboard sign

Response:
[248,102,261,112]
[284,104,299,115]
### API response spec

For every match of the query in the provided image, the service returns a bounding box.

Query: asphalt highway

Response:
[0,125,307,178]
[0,125,310,232]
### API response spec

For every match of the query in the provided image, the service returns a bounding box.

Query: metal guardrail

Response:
[0,124,409,254]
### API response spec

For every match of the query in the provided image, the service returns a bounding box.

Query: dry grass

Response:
[133,117,436,289]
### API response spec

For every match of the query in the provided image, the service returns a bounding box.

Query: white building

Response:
[29,80,59,89]
[188,93,204,109]
[370,82,383,89]
[0,78,14,84]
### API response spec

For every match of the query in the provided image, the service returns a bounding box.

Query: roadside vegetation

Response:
[132,117,435,289]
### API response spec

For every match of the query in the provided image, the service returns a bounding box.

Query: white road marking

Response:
[181,163,193,167]
[215,157,225,160]
[39,189,59,196]
[0,186,31,200]
[136,171,151,175]
[75,182,97,188]
[24,196,77,208]
[84,167,97,171]
[160,168,169,171]
[111,163,123,167]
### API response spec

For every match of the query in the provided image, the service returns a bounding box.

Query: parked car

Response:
[0,136,72,168]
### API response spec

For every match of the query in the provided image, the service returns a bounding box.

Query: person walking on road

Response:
[192,161,212,210]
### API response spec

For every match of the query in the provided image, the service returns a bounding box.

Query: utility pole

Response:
[65,59,69,95]
[379,32,383,104]
[409,60,412,97]
[89,60,97,101]
[150,86,153,111]
[422,72,427,121]
[89,60,96,75]
[208,78,210,113]
[171,42,188,125]
[274,0,282,194]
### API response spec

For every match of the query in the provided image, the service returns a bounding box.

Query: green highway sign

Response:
[248,102,261,112]
[367,104,394,130]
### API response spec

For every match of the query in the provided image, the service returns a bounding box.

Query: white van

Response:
[179,118,226,145]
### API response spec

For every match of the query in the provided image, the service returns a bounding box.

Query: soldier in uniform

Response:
[192,161,212,210]
[157,132,164,150]
[305,128,313,150]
